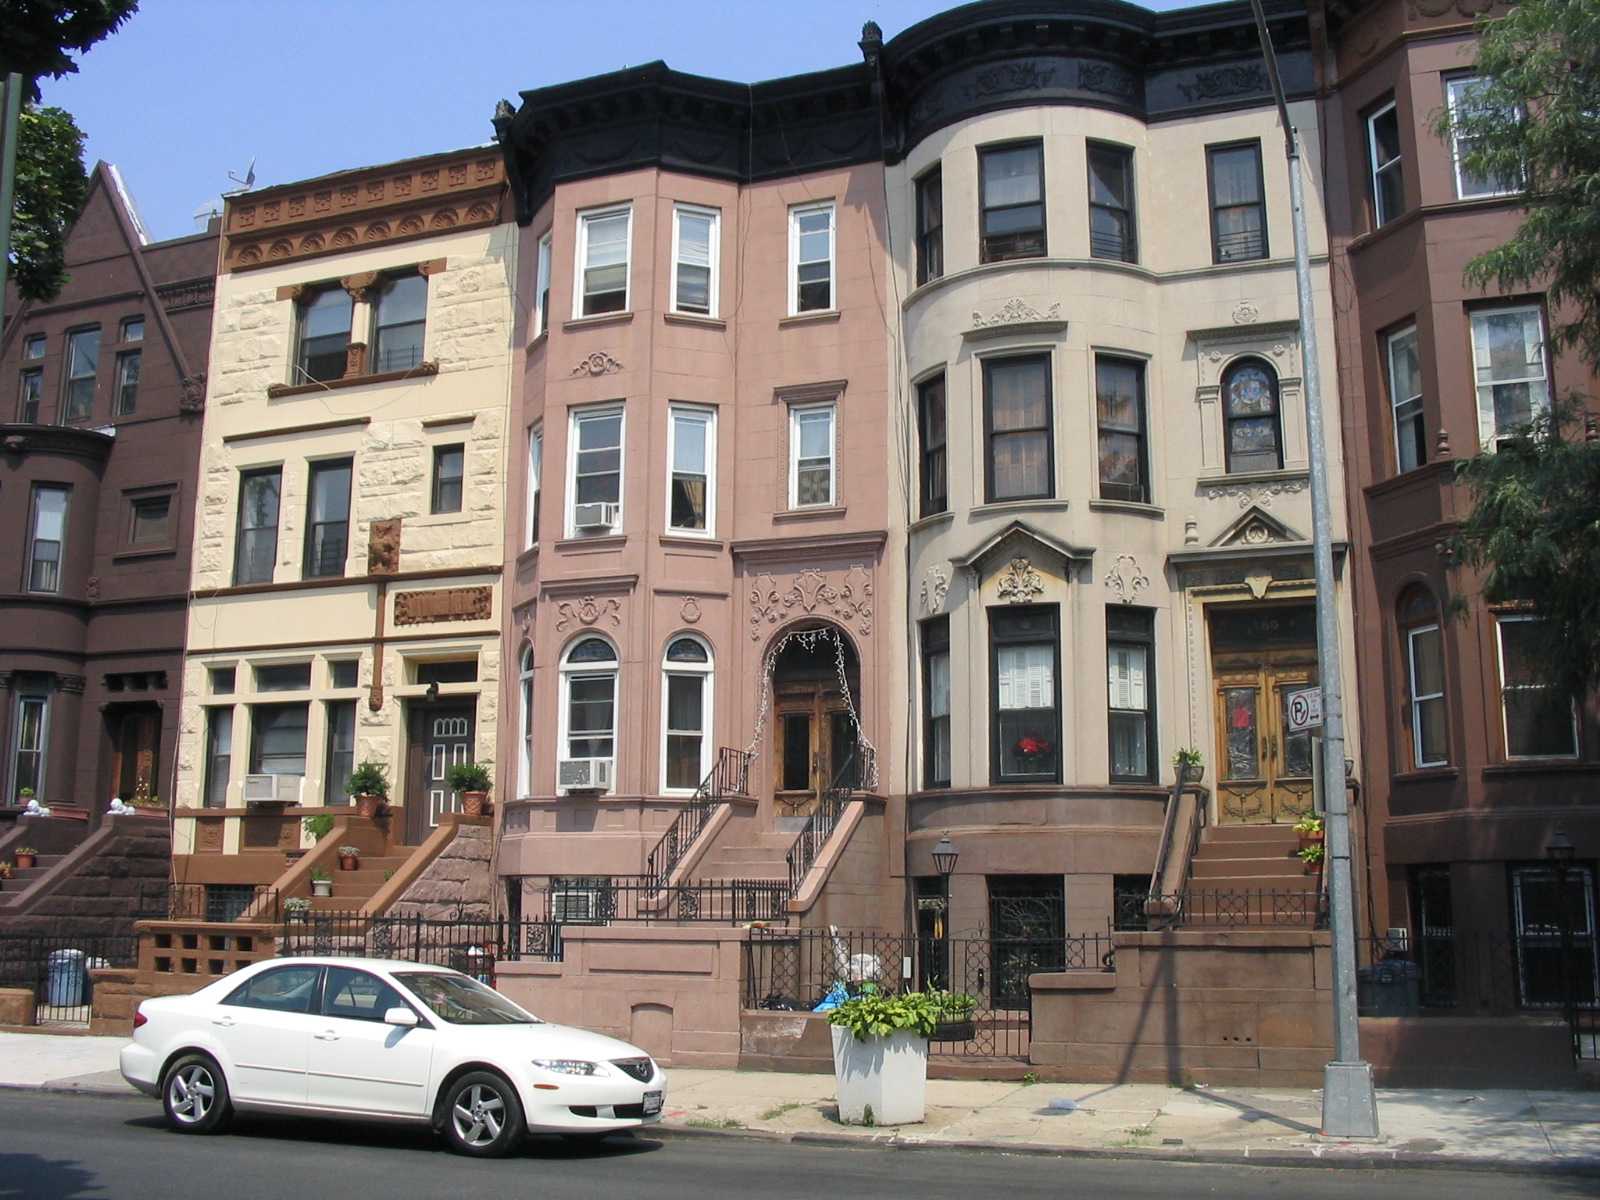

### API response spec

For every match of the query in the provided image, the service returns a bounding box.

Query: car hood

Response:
[444,1020,653,1063]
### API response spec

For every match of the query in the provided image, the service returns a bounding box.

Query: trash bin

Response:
[46,949,86,1008]
[1357,958,1421,1017]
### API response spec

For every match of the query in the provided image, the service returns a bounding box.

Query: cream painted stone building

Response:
[171,148,515,890]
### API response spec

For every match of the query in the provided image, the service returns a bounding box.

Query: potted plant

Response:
[0,862,12,881]
[13,846,38,870]
[345,761,389,819]
[1173,748,1204,783]
[825,989,944,1126]
[337,845,361,871]
[1298,842,1325,874]
[1294,814,1324,852]
[926,988,979,1042]
[309,867,333,897]
[16,786,34,807]
[446,761,493,816]
[284,896,311,923]
[302,813,334,843]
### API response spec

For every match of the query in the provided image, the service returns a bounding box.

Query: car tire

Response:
[161,1053,233,1135]
[441,1071,525,1158]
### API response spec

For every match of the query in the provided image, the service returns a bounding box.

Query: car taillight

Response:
[132,1007,147,1029]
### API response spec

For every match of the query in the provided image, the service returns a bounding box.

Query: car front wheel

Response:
[441,1072,525,1158]
[161,1053,232,1134]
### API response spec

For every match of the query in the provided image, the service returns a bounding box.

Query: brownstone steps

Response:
[1177,823,1322,928]
[308,855,412,912]
[0,855,66,895]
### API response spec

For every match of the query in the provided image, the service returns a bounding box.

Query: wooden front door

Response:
[110,706,161,802]
[1209,604,1317,825]
[406,703,474,845]
[773,686,858,818]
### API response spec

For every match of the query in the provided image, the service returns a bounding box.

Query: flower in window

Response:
[1014,734,1053,761]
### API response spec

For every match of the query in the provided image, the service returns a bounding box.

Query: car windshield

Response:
[393,972,541,1025]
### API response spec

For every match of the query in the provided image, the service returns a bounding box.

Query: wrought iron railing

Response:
[1148,888,1328,928]
[785,745,875,896]
[280,912,564,967]
[167,883,280,924]
[0,932,139,1025]
[645,747,751,887]
[516,875,787,925]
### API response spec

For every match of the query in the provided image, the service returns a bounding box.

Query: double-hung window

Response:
[534,232,553,337]
[1447,76,1520,200]
[991,606,1061,784]
[526,427,542,546]
[1401,588,1448,769]
[916,168,943,285]
[303,459,352,579]
[790,203,835,313]
[1096,355,1148,502]
[1388,326,1426,472]
[1087,143,1137,262]
[562,637,618,765]
[922,617,951,788]
[114,350,141,415]
[577,207,631,317]
[668,405,714,533]
[1471,305,1549,448]
[234,467,282,586]
[1107,607,1155,783]
[431,444,464,514]
[672,205,718,316]
[570,408,623,532]
[1222,359,1283,473]
[1207,141,1267,262]
[295,286,353,384]
[789,403,835,508]
[984,354,1053,502]
[27,485,69,593]
[62,328,99,421]
[918,374,947,517]
[203,706,233,807]
[323,699,356,804]
[518,647,534,797]
[129,493,171,545]
[250,702,309,775]
[1367,100,1404,228]
[979,142,1044,262]
[18,368,42,423]
[663,637,712,791]
[11,687,49,798]
[370,272,427,372]
[1497,615,1577,760]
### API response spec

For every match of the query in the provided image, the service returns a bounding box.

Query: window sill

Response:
[1089,499,1164,518]
[664,312,726,331]
[1390,767,1459,785]
[779,310,840,328]
[1197,467,1309,487]
[909,511,955,535]
[973,498,1069,519]
[526,330,548,354]
[516,545,539,569]
[773,505,847,523]
[659,534,725,551]
[408,511,472,529]
[267,362,438,399]
[113,544,178,562]
[553,534,626,551]
[562,312,634,333]
[1483,760,1598,777]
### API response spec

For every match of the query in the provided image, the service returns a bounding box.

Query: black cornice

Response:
[496,0,1315,224]
[0,423,116,464]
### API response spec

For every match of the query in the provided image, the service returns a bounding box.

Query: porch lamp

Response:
[930,835,957,993]
[932,835,958,877]
[1546,828,1577,1030]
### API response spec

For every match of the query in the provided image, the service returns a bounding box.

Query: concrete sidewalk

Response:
[4,1030,1596,1173]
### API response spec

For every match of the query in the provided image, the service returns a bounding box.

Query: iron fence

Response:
[744,927,1115,1059]
[514,875,786,925]
[278,912,564,970]
[0,932,138,1025]
[167,883,280,923]
[1148,888,1328,929]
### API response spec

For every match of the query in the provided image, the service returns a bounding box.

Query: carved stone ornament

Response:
[748,566,874,641]
[179,373,207,412]
[1178,64,1268,102]
[1200,478,1308,509]
[1103,554,1149,604]
[1078,61,1138,101]
[158,280,214,312]
[570,352,623,378]
[920,566,949,614]
[680,595,703,624]
[85,576,101,600]
[962,61,1056,102]
[996,556,1045,604]
[556,596,622,631]
[394,586,493,626]
[972,298,1062,329]
[1232,302,1260,325]
[367,519,402,575]
[1245,570,1273,600]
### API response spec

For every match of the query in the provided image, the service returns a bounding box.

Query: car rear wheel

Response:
[161,1053,232,1134]
[441,1072,525,1158]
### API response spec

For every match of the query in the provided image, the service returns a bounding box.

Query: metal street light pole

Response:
[1248,0,1379,1138]
[933,835,958,991]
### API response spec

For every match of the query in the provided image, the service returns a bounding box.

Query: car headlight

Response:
[531,1059,608,1076]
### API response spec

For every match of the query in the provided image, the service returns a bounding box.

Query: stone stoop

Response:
[310,856,412,912]
[0,855,66,897]
[1181,824,1321,928]
[693,830,795,883]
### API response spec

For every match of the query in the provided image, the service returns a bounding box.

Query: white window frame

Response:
[559,636,619,794]
[667,405,716,536]
[788,402,836,509]
[534,231,553,338]
[660,635,713,794]
[788,202,835,315]
[1496,614,1579,761]
[518,646,534,798]
[1407,621,1448,768]
[1470,305,1550,450]
[10,688,50,799]
[670,204,719,317]
[1367,100,1404,227]
[1447,75,1520,201]
[573,205,632,319]
[525,426,543,548]
[566,405,625,537]
[1387,325,1425,473]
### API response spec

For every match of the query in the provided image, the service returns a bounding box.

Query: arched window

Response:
[662,636,713,792]
[560,637,617,787]
[1223,359,1282,473]
[1399,587,1447,769]
[518,646,534,797]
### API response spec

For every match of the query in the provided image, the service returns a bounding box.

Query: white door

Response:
[305,966,436,1115]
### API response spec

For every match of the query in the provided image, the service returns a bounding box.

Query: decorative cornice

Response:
[393,585,493,626]
[748,566,874,640]
[570,352,623,378]
[265,361,437,399]
[222,416,371,444]
[0,423,116,463]
[965,299,1068,342]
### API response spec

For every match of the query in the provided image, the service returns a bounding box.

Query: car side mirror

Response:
[384,1006,419,1027]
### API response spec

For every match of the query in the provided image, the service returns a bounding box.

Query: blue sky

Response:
[41,0,1196,244]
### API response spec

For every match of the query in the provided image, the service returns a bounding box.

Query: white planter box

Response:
[831,1025,928,1125]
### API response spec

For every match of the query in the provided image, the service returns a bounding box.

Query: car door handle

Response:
[314,1030,340,1041]
[211,1016,235,1027]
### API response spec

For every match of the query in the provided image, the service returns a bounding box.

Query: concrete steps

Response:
[694,830,794,883]
[308,855,411,912]
[1179,823,1321,928]
[0,854,66,895]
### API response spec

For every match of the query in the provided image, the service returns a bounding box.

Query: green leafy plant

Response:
[283,897,311,913]
[1297,843,1325,865]
[308,866,331,883]
[337,845,360,857]
[302,813,334,842]
[345,761,389,798]
[130,795,165,809]
[1172,748,1203,768]
[445,761,492,794]
[1293,815,1324,835]
[13,846,38,856]
[826,990,946,1042]
[18,788,34,799]
[383,868,396,881]
[924,987,978,1018]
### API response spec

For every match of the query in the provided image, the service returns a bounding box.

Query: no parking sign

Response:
[1286,687,1323,731]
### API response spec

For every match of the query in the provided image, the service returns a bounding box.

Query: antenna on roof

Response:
[223,157,256,195]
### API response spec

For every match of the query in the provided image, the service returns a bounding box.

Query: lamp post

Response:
[932,835,958,991]
[1546,828,1575,1036]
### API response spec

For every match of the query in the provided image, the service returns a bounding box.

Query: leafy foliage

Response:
[0,1,139,100]
[1445,404,1600,697]
[825,990,946,1042]
[10,104,86,301]
[445,761,492,793]
[1436,0,1600,365]
[344,761,390,798]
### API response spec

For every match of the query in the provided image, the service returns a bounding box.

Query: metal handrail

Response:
[785,744,875,896]
[645,747,750,887]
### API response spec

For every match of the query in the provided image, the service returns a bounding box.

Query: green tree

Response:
[10,104,85,301]
[0,1,140,101]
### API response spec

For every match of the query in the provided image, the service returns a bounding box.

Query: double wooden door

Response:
[773,684,858,818]
[1210,605,1317,825]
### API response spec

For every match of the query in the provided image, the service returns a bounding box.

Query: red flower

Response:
[1015,735,1052,759]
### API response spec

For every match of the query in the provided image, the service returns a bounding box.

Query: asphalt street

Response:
[1,1091,1593,1200]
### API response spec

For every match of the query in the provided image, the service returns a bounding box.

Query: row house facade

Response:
[170,148,517,896]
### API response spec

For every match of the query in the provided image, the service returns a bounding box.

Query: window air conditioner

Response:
[572,502,620,530]
[242,773,302,804]
[558,758,614,792]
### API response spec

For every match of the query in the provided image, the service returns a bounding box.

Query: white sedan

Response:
[120,957,666,1157]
